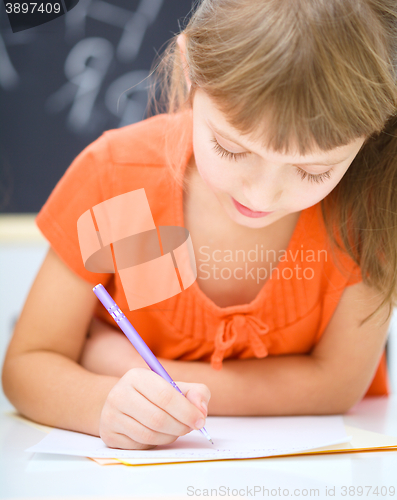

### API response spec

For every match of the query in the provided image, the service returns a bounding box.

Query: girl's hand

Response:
[99,367,211,450]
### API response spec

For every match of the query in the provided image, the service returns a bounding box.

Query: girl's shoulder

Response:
[304,202,362,289]
[100,111,192,168]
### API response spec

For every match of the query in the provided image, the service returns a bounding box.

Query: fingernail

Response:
[195,418,205,430]
[201,401,208,416]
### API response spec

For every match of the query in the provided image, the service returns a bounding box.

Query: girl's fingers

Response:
[127,369,208,432]
[103,431,157,450]
[116,376,194,437]
[175,381,211,417]
[120,391,193,438]
[112,411,180,447]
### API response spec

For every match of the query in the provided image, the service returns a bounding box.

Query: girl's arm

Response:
[1,247,120,436]
[84,281,391,416]
[2,247,209,448]
[165,280,392,415]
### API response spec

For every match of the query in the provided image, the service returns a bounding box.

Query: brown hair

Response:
[147,0,397,326]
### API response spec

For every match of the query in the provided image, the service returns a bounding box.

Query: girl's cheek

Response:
[194,147,235,192]
[193,149,215,186]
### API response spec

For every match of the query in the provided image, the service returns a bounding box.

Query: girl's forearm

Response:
[159,354,349,416]
[72,318,349,416]
[2,350,119,436]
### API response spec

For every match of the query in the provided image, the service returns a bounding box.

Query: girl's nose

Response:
[242,166,283,211]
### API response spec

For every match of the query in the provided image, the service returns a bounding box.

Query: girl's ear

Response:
[176,34,192,92]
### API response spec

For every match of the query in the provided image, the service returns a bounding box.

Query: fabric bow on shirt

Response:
[211,314,270,370]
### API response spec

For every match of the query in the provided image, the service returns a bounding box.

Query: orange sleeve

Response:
[345,261,363,287]
[35,134,114,287]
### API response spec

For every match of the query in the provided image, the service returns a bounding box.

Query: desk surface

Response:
[1,394,397,500]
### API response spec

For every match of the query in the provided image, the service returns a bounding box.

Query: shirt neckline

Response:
[171,112,311,317]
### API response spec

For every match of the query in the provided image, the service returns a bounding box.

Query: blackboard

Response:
[0,0,193,213]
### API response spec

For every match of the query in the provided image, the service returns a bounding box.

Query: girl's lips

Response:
[232,197,274,218]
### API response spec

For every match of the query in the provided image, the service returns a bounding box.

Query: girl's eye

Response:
[211,137,333,184]
[211,137,248,161]
[294,167,334,184]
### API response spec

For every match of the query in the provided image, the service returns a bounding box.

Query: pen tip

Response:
[210,439,214,445]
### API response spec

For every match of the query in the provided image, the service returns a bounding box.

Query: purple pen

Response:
[93,284,213,445]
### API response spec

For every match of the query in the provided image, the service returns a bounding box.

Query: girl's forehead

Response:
[194,90,365,165]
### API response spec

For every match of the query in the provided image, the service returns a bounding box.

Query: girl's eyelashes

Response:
[210,137,334,184]
[210,137,248,161]
[294,167,334,184]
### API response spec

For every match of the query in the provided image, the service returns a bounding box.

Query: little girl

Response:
[3,0,397,451]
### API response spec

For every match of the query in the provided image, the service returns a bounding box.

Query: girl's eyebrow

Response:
[207,119,349,167]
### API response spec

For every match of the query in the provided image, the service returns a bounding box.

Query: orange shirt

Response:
[35,110,390,398]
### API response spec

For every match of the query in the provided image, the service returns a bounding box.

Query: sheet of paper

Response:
[5,411,121,466]
[26,415,352,460]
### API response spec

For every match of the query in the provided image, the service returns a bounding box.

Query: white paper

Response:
[26,415,352,461]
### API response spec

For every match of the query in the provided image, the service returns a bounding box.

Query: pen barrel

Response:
[117,315,174,383]
[93,284,174,384]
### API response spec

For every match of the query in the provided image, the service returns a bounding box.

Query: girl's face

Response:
[191,89,366,230]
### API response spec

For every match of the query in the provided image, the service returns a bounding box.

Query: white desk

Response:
[1,395,397,500]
